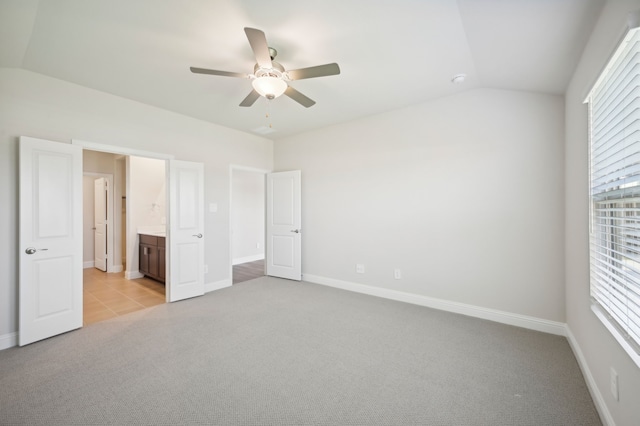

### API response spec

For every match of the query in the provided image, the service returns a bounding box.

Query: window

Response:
[588,22,640,366]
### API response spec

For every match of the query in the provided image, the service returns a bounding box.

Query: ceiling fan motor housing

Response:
[254,61,285,76]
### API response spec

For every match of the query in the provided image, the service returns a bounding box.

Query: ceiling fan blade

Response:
[284,86,316,108]
[239,90,261,107]
[244,27,273,69]
[190,67,248,78]
[286,63,340,80]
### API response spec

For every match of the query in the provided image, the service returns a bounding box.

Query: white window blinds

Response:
[588,26,640,361]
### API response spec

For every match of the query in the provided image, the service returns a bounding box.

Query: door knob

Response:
[25,247,48,255]
[290,229,300,233]
[192,233,203,238]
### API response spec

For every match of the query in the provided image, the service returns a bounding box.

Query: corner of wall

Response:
[0,332,18,351]
[565,326,614,426]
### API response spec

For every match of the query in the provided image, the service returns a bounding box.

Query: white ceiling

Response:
[1,0,604,140]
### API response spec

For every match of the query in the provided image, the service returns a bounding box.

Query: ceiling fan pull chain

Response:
[266,98,273,128]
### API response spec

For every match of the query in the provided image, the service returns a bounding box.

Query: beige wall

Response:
[84,150,117,175]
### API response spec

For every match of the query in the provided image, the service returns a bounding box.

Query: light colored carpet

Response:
[0,276,600,425]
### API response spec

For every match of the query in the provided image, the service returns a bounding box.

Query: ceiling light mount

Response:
[451,73,467,84]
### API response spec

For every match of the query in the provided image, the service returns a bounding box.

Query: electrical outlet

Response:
[356,264,365,274]
[610,367,619,401]
[204,264,209,274]
[256,242,260,249]
[394,269,402,279]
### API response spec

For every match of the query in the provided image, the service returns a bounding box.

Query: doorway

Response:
[82,150,167,325]
[19,137,207,345]
[230,166,268,284]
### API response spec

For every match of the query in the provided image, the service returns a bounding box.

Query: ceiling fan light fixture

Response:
[252,76,287,99]
[191,28,339,108]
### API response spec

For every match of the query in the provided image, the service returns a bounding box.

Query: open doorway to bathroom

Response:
[231,167,267,284]
[82,150,167,325]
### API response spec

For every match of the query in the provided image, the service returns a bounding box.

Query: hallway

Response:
[83,268,165,325]
[233,259,265,284]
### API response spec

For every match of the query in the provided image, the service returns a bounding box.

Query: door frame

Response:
[73,140,175,300]
[229,165,271,282]
[83,172,114,272]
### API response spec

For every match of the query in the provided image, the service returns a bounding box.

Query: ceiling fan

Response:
[190,27,340,108]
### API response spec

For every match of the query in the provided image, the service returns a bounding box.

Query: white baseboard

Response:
[0,332,17,350]
[125,270,143,279]
[109,264,123,273]
[205,278,232,293]
[302,274,567,336]
[232,254,265,266]
[87,263,123,273]
[565,327,613,426]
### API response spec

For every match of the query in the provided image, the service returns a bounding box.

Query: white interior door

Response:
[93,177,107,271]
[168,160,205,302]
[19,136,83,346]
[266,170,302,281]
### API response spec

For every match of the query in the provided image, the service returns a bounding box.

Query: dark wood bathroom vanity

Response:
[139,233,165,283]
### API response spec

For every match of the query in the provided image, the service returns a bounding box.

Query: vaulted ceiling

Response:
[1,0,604,140]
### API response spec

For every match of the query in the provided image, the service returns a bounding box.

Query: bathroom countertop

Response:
[139,231,166,237]
[137,226,166,237]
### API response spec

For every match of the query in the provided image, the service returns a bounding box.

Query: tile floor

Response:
[83,268,165,326]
